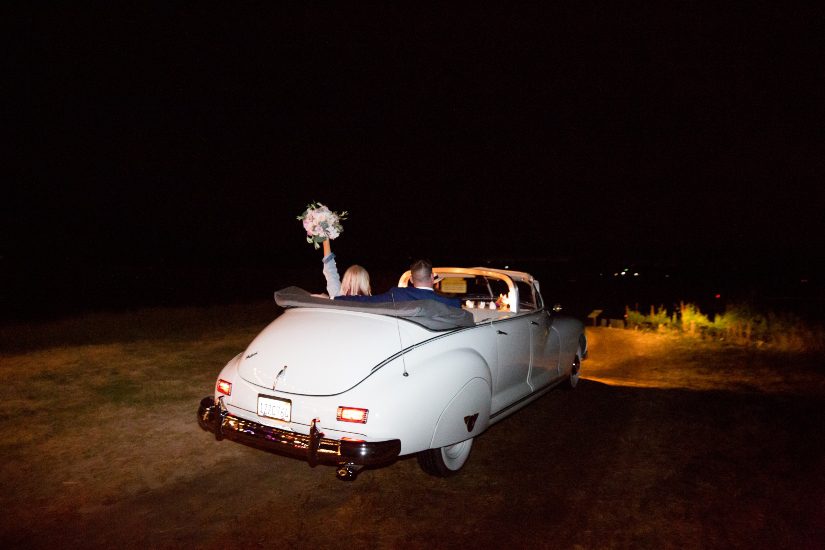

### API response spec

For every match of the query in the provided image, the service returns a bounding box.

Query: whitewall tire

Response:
[417,438,474,477]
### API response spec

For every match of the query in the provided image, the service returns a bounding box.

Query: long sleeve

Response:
[322,252,341,298]
[335,287,462,308]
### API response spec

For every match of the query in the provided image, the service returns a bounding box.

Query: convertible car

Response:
[198,267,586,480]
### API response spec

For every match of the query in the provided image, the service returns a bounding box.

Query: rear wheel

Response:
[565,354,581,389]
[417,438,474,477]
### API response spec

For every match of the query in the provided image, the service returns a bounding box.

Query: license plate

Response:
[257,395,291,421]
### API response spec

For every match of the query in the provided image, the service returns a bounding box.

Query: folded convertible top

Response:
[273,286,475,330]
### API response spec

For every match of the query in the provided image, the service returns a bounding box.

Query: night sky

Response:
[11,4,825,317]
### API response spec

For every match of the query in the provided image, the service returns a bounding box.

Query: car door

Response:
[491,316,532,413]
[528,310,561,389]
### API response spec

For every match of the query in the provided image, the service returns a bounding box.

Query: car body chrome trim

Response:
[489,378,562,421]
[198,397,400,466]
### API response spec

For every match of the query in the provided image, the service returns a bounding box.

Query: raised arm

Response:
[321,239,341,298]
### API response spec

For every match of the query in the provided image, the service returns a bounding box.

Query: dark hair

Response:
[410,259,433,285]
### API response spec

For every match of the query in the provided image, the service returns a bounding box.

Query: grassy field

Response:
[1,304,823,548]
[0,302,279,541]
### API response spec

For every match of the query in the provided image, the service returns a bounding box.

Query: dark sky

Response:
[16,4,825,281]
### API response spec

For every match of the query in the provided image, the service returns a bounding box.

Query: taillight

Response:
[336,406,369,423]
[217,379,232,396]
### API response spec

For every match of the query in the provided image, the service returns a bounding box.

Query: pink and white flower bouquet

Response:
[297,202,348,249]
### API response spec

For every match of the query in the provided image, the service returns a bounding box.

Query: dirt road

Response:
[4,325,824,549]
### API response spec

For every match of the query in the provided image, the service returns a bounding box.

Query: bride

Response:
[320,239,371,297]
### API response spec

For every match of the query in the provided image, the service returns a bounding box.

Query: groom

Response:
[335,259,461,308]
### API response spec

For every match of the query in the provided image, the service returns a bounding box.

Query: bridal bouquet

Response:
[297,202,348,249]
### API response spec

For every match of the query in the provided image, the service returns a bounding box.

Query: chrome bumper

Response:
[197,397,401,467]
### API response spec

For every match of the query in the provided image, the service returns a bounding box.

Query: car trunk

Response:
[237,307,415,395]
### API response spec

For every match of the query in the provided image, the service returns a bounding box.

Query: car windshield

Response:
[434,275,511,302]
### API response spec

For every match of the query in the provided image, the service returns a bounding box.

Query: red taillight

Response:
[337,406,369,423]
[217,379,232,396]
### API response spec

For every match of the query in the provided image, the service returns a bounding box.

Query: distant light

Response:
[621,272,626,276]
[504,265,509,269]
[633,272,639,277]
[665,274,670,278]
[613,272,619,277]
[715,294,721,299]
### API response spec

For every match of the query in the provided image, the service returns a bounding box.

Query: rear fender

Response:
[431,377,491,448]
[375,346,492,454]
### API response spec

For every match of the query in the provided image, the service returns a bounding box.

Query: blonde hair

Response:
[341,265,371,296]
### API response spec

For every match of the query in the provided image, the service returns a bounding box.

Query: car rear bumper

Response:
[197,396,401,467]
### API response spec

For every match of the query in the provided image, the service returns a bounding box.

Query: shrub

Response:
[712,303,768,344]
[621,300,825,352]
[624,306,647,329]
[625,305,672,330]
[649,305,672,329]
[680,302,712,336]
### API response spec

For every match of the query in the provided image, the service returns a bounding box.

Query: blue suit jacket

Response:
[335,286,462,308]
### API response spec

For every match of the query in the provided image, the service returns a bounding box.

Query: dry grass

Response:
[0,302,278,534]
[584,327,825,395]
[1,309,823,549]
[0,301,279,353]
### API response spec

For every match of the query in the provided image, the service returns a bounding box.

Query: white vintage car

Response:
[198,267,586,480]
